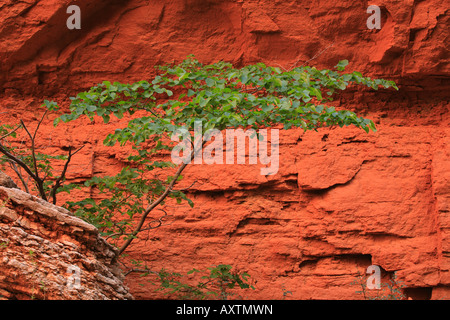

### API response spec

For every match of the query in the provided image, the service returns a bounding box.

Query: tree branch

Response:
[0,141,39,184]
[0,124,22,140]
[8,160,30,193]
[170,179,197,193]
[50,145,84,204]
[116,161,189,256]
[20,120,47,200]
[20,120,39,179]
[116,141,204,257]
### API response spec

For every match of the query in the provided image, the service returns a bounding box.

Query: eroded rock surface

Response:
[0,184,133,300]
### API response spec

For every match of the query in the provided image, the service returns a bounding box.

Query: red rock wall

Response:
[0,0,449,299]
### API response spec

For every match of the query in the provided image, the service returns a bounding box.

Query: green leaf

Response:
[335,60,349,71]
[205,78,215,87]
[199,97,211,108]
[261,104,274,112]
[309,87,322,101]
[39,56,397,252]
[86,105,97,112]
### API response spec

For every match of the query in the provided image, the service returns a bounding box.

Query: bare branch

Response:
[276,42,335,72]
[20,111,48,182]
[20,120,41,186]
[116,163,189,256]
[123,268,157,277]
[0,114,50,201]
[0,124,22,140]
[0,140,39,183]
[33,111,48,141]
[50,145,85,204]
[294,42,335,70]
[170,179,197,193]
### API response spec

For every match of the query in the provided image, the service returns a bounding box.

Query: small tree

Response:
[0,56,398,258]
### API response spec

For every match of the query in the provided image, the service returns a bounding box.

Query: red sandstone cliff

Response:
[0,0,448,299]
